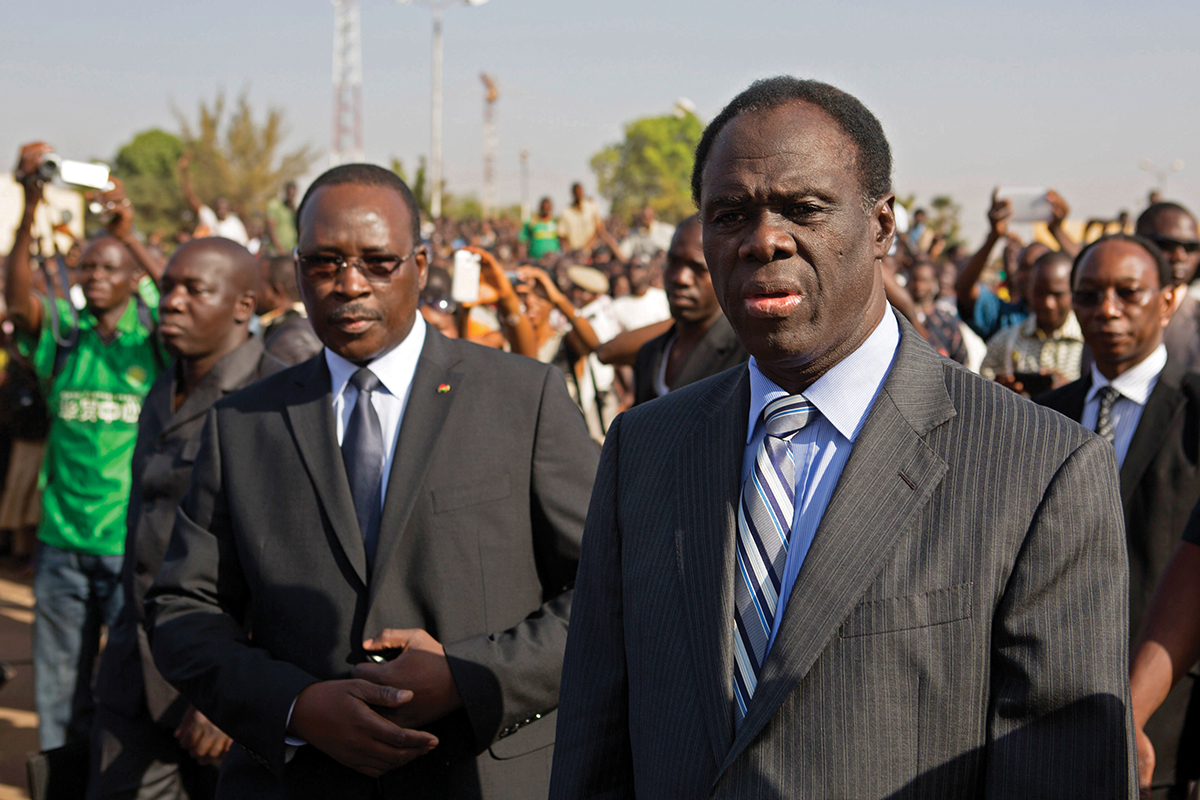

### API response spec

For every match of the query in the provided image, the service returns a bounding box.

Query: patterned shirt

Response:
[980,311,1085,386]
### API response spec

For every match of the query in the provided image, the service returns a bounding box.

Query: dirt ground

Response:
[0,557,36,800]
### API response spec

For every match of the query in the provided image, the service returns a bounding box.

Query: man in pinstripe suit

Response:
[550,76,1137,799]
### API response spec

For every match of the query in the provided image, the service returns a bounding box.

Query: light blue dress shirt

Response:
[742,310,900,653]
[1079,343,1165,468]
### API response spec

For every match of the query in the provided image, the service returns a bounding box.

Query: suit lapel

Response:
[162,338,266,437]
[672,316,736,391]
[1119,361,1185,504]
[284,355,369,585]
[675,367,750,767]
[367,331,462,601]
[718,316,953,775]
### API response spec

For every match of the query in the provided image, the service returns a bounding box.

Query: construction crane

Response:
[481,73,499,219]
[331,0,364,165]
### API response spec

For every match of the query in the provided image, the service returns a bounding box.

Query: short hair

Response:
[1136,201,1196,234]
[1071,233,1172,289]
[691,76,892,211]
[266,255,301,303]
[296,163,421,244]
[1031,249,1072,278]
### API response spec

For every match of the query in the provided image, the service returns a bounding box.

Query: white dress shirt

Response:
[286,314,426,749]
[742,309,900,655]
[324,315,427,508]
[1080,344,1166,468]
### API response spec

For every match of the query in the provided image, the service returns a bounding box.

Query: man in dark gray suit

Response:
[632,216,748,406]
[146,164,598,799]
[90,238,284,799]
[551,77,1136,799]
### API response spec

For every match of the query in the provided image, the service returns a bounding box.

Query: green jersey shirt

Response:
[20,280,167,556]
[519,216,562,259]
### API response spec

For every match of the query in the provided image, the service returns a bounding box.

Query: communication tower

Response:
[331,0,364,165]
[481,74,499,219]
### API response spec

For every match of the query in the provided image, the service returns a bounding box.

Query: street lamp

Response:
[396,0,490,221]
[1139,157,1185,196]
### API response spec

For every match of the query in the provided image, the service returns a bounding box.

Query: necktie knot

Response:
[351,368,381,395]
[762,394,814,440]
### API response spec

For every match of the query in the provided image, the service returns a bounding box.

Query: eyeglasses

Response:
[1071,286,1155,309]
[1146,235,1200,254]
[293,246,422,283]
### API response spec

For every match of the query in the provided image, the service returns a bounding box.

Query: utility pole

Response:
[480,74,498,219]
[331,0,364,165]
[520,149,530,222]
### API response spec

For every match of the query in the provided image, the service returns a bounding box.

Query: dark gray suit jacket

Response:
[551,313,1136,799]
[95,336,283,728]
[1038,359,1200,794]
[146,329,598,799]
[632,314,748,406]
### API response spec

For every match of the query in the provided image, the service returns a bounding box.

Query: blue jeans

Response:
[33,542,125,750]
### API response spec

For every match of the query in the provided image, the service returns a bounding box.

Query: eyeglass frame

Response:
[1145,234,1200,254]
[292,245,425,284]
[1070,284,1161,310]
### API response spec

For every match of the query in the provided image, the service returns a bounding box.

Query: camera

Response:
[35,153,113,191]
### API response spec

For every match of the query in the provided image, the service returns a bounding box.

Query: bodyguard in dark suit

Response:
[632,216,748,406]
[1038,234,1200,799]
[551,77,1135,799]
[146,165,597,799]
[91,238,284,799]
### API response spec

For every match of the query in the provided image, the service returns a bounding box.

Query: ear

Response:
[871,194,897,261]
[234,291,256,325]
[1162,284,1183,327]
[415,248,429,294]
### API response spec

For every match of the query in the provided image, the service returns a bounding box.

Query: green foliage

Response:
[112,129,187,238]
[929,195,963,245]
[442,192,482,221]
[894,192,916,211]
[590,109,704,224]
[175,89,316,219]
[390,156,431,217]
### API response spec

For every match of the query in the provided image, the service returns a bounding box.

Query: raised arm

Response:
[6,142,53,334]
[518,266,601,354]
[595,318,674,366]
[100,177,165,286]
[956,189,1011,322]
[1129,539,1200,796]
[1045,189,1080,258]
[467,247,537,359]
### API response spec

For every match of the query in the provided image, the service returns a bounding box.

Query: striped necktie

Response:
[1094,385,1119,445]
[733,394,815,723]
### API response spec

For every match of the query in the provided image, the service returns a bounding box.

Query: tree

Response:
[175,89,316,219]
[928,195,963,246]
[590,107,703,224]
[390,156,431,216]
[111,129,188,238]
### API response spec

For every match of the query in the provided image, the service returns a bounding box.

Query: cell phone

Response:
[450,250,482,304]
[996,187,1053,224]
[365,648,403,664]
[1012,371,1054,397]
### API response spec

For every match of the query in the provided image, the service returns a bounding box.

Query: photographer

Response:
[8,142,168,752]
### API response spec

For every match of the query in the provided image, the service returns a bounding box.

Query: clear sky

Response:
[2,0,1197,241]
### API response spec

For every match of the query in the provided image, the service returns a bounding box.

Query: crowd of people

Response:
[1,73,1199,800]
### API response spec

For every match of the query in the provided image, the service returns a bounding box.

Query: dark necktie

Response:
[1094,385,1119,445]
[733,394,815,724]
[342,368,384,565]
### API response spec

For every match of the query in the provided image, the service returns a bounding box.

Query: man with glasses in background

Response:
[1137,202,1200,371]
[1039,234,1200,799]
[146,163,597,799]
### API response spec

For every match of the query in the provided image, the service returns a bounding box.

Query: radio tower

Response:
[480,74,499,219]
[331,0,364,165]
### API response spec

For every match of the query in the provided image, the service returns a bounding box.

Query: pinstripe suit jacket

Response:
[550,313,1137,799]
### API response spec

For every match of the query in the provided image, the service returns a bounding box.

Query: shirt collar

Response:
[325,314,427,401]
[1018,310,1083,342]
[747,308,900,443]
[1085,343,1167,407]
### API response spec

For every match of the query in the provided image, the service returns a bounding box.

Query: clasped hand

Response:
[287,628,461,778]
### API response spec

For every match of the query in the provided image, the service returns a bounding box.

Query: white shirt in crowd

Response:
[611,287,671,332]
[197,205,249,246]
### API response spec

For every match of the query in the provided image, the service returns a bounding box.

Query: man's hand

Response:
[1046,189,1070,227]
[1135,725,1155,799]
[465,246,517,307]
[994,374,1025,395]
[14,142,53,211]
[174,706,233,766]
[354,628,464,730]
[989,188,1012,238]
[288,679,438,778]
[93,177,134,241]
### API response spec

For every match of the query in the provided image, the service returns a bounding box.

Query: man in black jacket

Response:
[90,238,283,799]
[1038,233,1200,799]
[633,216,747,405]
[146,165,597,799]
